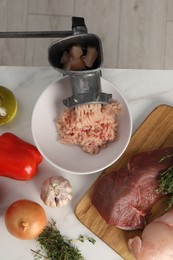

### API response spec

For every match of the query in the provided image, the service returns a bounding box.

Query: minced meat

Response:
[56,102,121,154]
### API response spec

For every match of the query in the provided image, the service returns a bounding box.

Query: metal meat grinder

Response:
[0,17,112,107]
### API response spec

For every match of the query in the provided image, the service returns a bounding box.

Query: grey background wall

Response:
[0,0,173,69]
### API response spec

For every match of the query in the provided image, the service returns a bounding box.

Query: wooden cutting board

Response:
[75,104,173,260]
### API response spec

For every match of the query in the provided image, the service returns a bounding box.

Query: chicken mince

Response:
[56,102,121,154]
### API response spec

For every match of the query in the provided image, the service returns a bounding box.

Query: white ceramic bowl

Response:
[31,76,132,175]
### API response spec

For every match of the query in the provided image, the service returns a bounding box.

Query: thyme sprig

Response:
[70,235,96,244]
[31,219,96,260]
[159,154,173,163]
[156,155,173,210]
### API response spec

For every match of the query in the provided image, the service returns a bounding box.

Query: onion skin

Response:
[5,199,47,240]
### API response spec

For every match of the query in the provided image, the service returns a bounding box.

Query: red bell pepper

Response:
[0,132,43,180]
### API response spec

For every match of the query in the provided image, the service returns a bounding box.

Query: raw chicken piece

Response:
[68,45,83,59]
[128,209,173,260]
[83,46,98,68]
[68,56,86,71]
[60,44,98,71]
[60,44,86,71]
[60,50,69,65]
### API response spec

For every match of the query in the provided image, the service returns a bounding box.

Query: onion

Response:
[5,199,47,240]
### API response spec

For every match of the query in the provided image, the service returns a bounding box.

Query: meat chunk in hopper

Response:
[91,147,173,230]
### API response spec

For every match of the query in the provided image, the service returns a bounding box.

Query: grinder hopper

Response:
[48,17,112,107]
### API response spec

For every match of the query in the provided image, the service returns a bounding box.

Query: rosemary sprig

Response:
[31,219,95,260]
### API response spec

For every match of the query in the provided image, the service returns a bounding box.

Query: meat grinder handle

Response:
[0,17,87,38]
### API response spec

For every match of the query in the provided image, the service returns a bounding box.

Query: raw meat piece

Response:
[68,45,83,59]
[60,44,98,71]
[91,147,173,230]
[60,44,86,71]
[83,46,98,68]
[68,56,86,71]
[56,102,120,154]
[128,209,173,259]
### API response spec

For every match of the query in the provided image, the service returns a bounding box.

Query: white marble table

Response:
[0,66,173,260]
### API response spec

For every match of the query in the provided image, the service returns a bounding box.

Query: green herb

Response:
[70,235,96,244]
[156,165,173,209]
[159,154,173,163]
[31,219,96,260]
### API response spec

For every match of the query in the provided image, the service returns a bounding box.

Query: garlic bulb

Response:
[40,176,72,208]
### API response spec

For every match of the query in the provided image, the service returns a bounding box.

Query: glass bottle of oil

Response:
[0,86,17,125]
